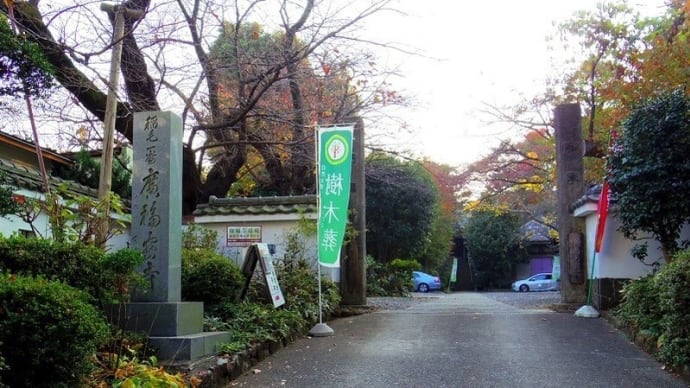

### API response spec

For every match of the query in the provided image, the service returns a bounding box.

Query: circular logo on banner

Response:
[325,134,349,165]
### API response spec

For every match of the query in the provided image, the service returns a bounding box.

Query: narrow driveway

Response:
[231,292,687,388]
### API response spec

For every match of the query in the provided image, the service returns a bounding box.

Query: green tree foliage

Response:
[182,223,219,250]
[615,273,662,339]
[608,89,690,263]
[365,153,437,263]
[464,209,527,289]
[11,186,127,246]
[0,171,20,217]
[416,161,462,272]
[0,15,53,98]
[52,149,132,199]
[101,248,146,303]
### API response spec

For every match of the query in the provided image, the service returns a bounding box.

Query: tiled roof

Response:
[570,183,617,213]
[193,195,317,217]
[0,157,97,197]
[519,220,553,243]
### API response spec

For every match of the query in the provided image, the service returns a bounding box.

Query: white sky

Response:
[362,0,668,167]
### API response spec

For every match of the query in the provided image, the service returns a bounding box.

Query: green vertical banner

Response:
[317,126,354,267]
[450,257,458,283]
[552,256,561,281]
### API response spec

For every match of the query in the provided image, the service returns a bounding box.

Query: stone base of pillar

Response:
[105,302,228,362]
[148,331,231,363]
[105,301,203,336]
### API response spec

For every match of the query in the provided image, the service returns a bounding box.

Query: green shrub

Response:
[182,248,244,309]
[366,256,388,296]
[655,250,690,369]
[247,259,340,324]
[277,260,340,324]
[615,249,690,371]
[389,258,420,295]
[0,342,5,388]
[0,235,106,302]
[366,257,420,297]
[101,248,147,303]
[614,274,663,337]
[0,274,108,387]
[210,302,305,352]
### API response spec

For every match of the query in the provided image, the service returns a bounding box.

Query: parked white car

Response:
[512,273,559,292]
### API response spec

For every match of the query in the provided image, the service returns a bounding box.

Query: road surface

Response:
[230,292,687,388]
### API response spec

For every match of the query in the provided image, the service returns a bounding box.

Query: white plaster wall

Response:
[106,227,132,252]
[0,189,51,238]
[193,213,340,282]
[0,212,48,238]
[582,210,690,280]
[0,188,132,251]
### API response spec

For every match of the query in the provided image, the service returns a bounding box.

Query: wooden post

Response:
[97,4,143,247]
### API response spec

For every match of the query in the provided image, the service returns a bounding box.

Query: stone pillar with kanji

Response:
[106,111,229,362]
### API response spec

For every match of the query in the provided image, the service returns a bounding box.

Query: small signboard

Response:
[227,225,262,247]
[240,243,285,308]
[256,244,285,308]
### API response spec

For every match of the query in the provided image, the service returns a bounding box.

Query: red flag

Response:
[594,181,609,253]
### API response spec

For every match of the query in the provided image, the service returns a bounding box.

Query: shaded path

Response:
[231,292,687,387]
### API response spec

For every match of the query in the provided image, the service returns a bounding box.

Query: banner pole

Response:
[318,263,323,324]
[310,126,334,337]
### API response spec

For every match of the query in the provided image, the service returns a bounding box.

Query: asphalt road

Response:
[230,292,688,388]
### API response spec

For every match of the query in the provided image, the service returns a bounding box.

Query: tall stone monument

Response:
[132,111,182,302]
[554,104,587,304]
[110,111,228,362]
[341,117,366,306]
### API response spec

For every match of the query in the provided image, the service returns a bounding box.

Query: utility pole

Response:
[97,3,141,247]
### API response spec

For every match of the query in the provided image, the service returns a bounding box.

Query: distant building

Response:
[514,220,559,281]
[572,184,690,310]
[0,130,331,279]
[0,131,130,250]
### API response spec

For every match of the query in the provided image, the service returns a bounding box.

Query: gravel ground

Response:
[367,295,436,310]
[367,291,562,311]
[481,290,562,309]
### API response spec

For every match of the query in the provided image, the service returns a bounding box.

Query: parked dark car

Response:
[412,271,441,293]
